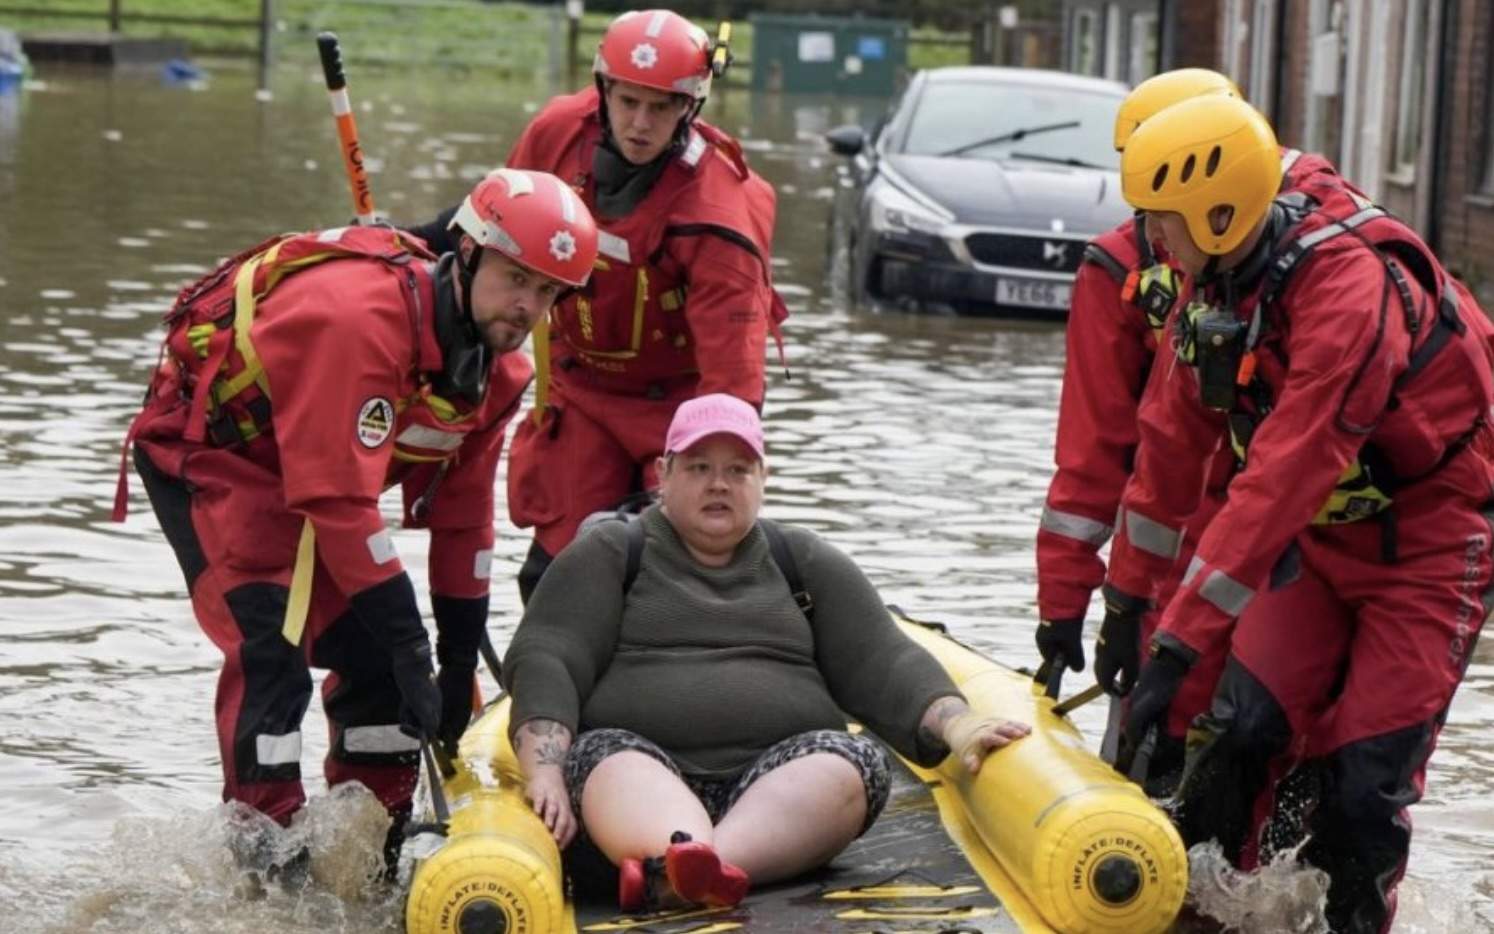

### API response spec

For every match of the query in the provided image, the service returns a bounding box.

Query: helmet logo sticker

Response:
[549,229,577,262]
[631,42,658,69]
[356,397,395,448]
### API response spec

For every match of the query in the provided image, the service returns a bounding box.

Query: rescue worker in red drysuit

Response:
[1033,69,1357,793]
[1104,96,1494,934]
[116,169,600,869]
[408,9,786,603]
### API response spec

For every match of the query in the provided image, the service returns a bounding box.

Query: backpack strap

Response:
[623,513,646,594]
[1262,204,1385,306]
[1082,242,1129,285]
[758,518,814,621]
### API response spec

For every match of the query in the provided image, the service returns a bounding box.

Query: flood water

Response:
[0,63,1489,933]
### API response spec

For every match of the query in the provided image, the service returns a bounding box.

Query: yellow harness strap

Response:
[280,518,317,645]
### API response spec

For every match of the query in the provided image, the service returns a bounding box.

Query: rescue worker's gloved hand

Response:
[1034,617,1085,683]
[1094,584,1149,696]
[1118,637,1194,774]
[391,643,441,741]
[435,666,476,755]
[348,573,441,741]
[433,594,489,754]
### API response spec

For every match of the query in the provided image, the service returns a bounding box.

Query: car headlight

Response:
[868,183,950,236]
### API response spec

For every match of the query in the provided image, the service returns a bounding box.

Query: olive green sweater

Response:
[502,506,962,779]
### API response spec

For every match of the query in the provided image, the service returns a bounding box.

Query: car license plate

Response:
[996,277,1072,310]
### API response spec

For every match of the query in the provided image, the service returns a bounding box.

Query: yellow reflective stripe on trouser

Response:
[1039,506,1114,545]
[1122,507,1182,559]
[281,518,316,646]
[531,316,550,426]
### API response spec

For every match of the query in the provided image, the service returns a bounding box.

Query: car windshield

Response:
[902,79,1122,170]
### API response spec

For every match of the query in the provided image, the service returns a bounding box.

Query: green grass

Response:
[0,0,560,74]
[0,0,970,78]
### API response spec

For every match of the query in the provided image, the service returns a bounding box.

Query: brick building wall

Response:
[1438,0,1494,306]
[1168,0,1222,70]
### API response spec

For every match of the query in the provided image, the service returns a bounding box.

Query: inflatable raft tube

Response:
[404,609,1187,933]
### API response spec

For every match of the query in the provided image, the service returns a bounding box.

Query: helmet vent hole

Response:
[1151,163,1169,191]
[1206,145,1222,177]
[1180,154,1196,183]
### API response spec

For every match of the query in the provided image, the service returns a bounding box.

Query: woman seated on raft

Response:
[501,393,1031,911]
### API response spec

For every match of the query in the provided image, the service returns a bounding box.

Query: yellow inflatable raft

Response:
[404,610,1187,933]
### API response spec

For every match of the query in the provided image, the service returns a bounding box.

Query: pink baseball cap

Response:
[664,393,765,460]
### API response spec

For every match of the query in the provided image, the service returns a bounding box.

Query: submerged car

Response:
[828,66,1132,318]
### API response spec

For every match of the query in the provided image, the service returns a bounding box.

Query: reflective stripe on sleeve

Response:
[1182,555,1204,586]
[1039,507,1114,545]
[1123,508,1183,559]
[1199,568,1256,617]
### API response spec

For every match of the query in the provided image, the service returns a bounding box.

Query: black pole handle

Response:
[317,32,346,91]
[1043,651,1067,700]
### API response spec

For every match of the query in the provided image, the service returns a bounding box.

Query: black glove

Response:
[1034,617,1085,683]
[1094,585,1148,696]
[1116,640,1193,776]
[391,643,441,741]
[436,665,476,754]
[432,594,490,754]
[348,574,441,742]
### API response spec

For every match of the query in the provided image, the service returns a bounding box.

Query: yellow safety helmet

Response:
[1113,68,1241,151]
[1121,95,1282,256]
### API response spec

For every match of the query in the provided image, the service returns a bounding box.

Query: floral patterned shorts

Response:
[564,727,892,835]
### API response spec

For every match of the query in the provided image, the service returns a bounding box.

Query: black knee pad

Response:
[1209,657,1292,756]
[1325,722,1433,822]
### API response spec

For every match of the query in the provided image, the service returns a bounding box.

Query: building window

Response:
[1392,0,1428,177]
[1248,0,1276,117]
[1073,8,1099,76]
[1224,0,1246,87]
[1128,12,1159,85]
[1103,4,1122,81]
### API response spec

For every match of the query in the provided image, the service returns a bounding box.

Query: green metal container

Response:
[749,13,909,95]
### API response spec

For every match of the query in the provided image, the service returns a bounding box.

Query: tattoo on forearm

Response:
[519,719,570,766]
[918,697,968,749]
[535,739,567,766]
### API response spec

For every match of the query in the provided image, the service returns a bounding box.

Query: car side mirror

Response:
[824,124,867,157]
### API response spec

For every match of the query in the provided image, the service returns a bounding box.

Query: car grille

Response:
[964,233,1084,273]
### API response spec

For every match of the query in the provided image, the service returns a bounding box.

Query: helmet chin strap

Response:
[457,240,482,324]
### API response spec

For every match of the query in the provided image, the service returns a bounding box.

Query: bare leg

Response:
[713,753,867,884]
[580,750,714,862]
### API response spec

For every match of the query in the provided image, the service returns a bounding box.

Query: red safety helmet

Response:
[450,168,599,288]
[594,9,713,101]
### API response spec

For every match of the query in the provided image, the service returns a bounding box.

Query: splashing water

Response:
[25,783,404,933]
[1186,840,1330,934]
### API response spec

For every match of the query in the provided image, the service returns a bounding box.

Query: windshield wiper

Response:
[1008,151,1114,171]
[936,121,1081,158]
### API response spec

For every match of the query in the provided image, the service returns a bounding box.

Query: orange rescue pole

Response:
[316,32,377,225]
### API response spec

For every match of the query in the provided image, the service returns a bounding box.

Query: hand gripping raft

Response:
[403,610,1188,934]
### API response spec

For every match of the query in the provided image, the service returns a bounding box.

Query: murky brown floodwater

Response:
[0,61,1488,933]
